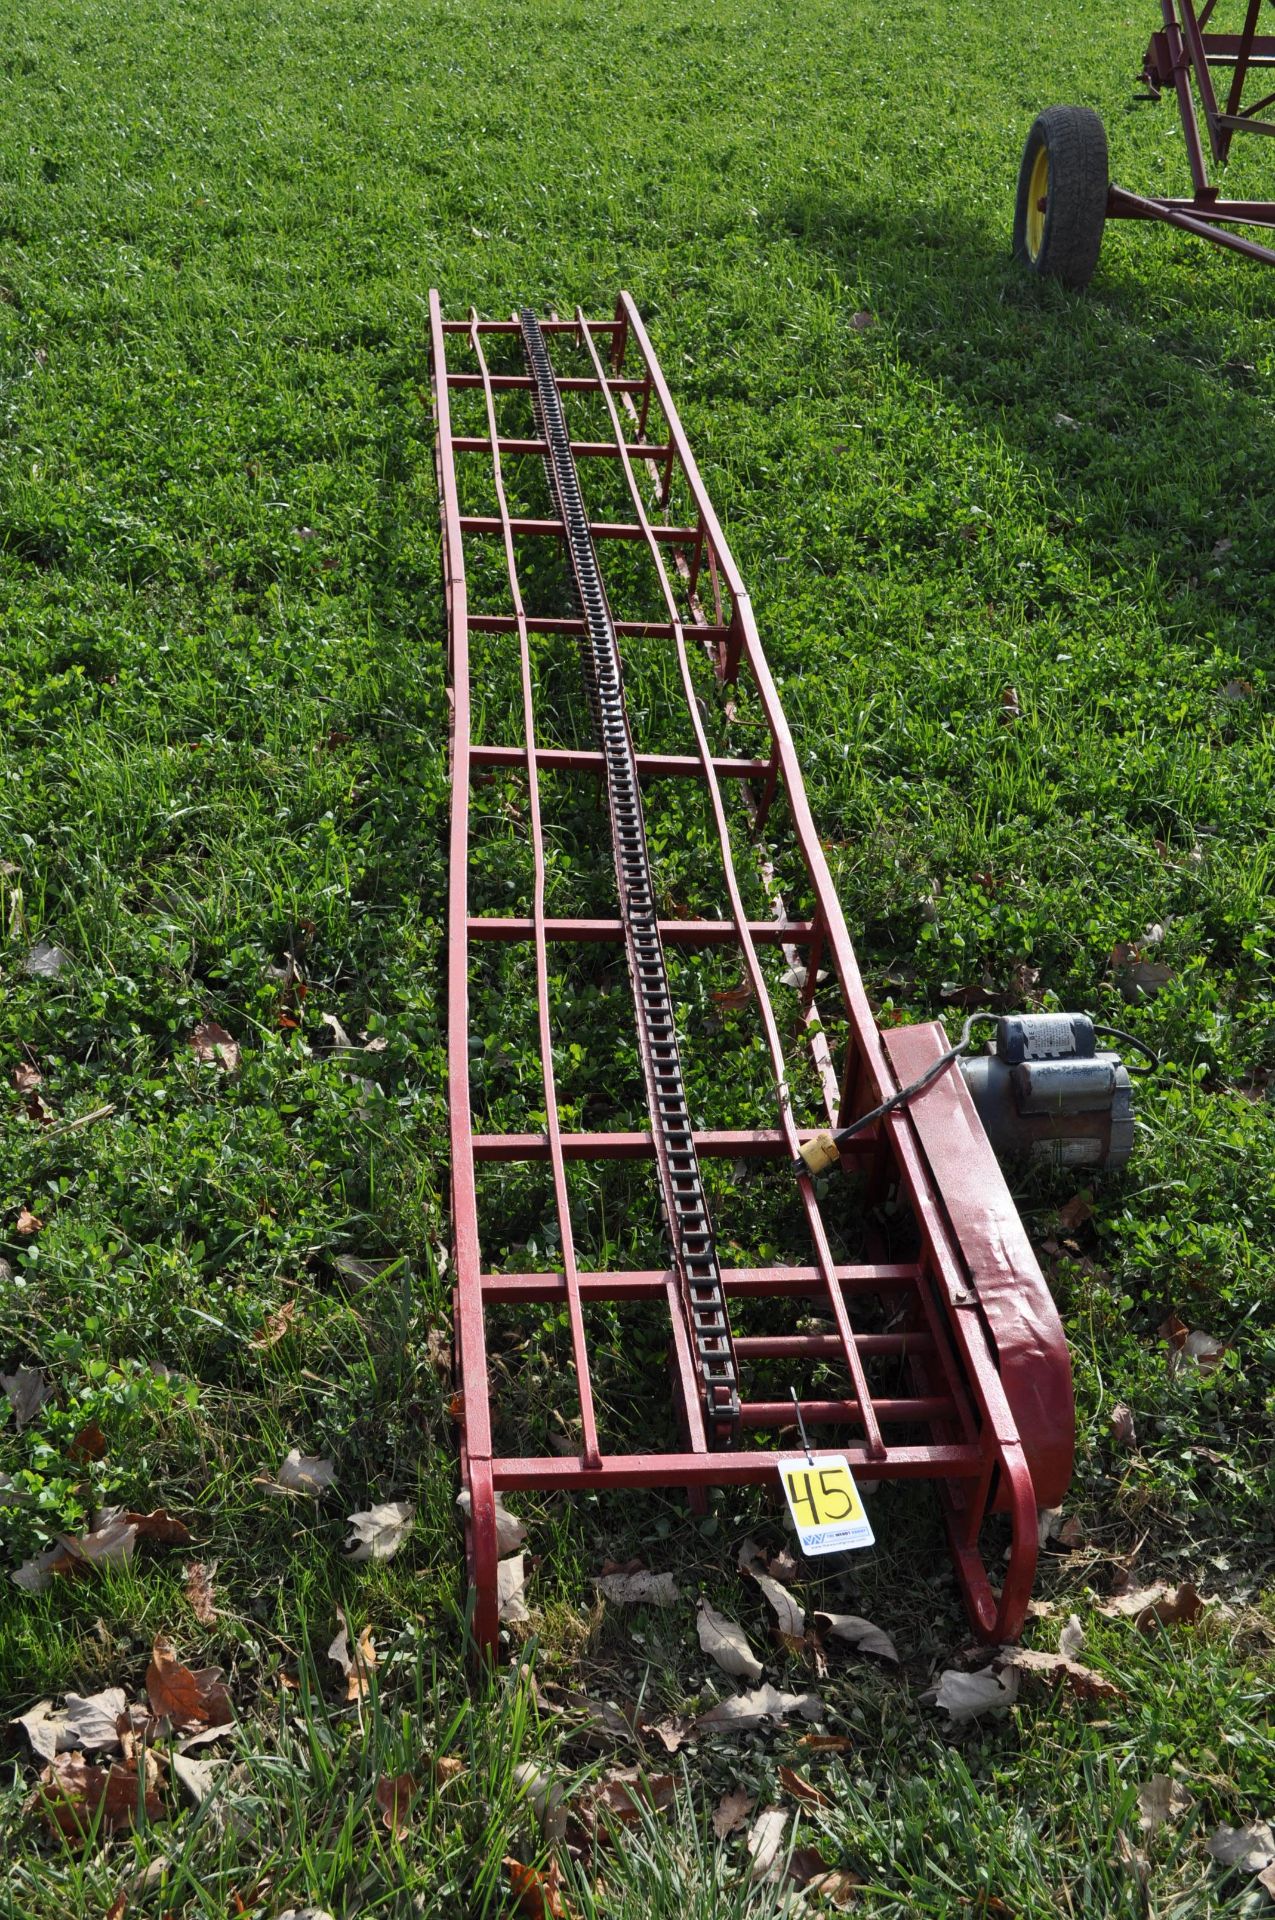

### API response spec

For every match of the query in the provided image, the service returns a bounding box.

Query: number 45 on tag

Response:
[779,1455,874,1555]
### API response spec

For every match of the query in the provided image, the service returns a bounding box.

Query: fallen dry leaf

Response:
[184,1561,218,1626]
[1056,1192,1093,1232]
[697,1599,764,1683]
[778,1765,830,1809]
[455,1487,527,1555]
[802,1867,863,1908]
[498,1553,529,1623]
[747,1806,789,1884]
[753,1571,805,1640]
[58,1511,138,1571]
[512,1761,569,1843]
[258,1450,337,1498]
[29,1749,163,1837]
[787,1847,833,1890]
[929,1666,1019,1721]
[799,1733,852,1752]
[23,941,68,979]
[146,1636,232,1729]
[249,1300,296,1349]
[504,1855,570,1918]
[344,1499,415,1562]
[815,1610,899,1663]
[1059,1614,1085,1660]
[126,1508,193,1546]
[597,1567,679,1607]
[190,1019,240,1072]
[171,1751,223,1806]
[15,1207,42,1236]
[696,1682,823,1732]
[68,1418,108,1463]
[594,1767,676,1821]
[376,1771,418,1837]
[11,1545,67,1591]
[15,1688,128,1763]
[1000,1647,1122,1701]
[1096,1581,1205,1630]
[327,1611,378,1701]
[432,1754,464,1788]
[1206,1823,1275,1873]
[710,983,753,1011]
[712,1787,754,1838]
[1138,1774,1193,1832]
[1111,1403,1138,1449]
[2,1366,51,1428]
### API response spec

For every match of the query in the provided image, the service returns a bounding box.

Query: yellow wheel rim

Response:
[1026,145,1049,261]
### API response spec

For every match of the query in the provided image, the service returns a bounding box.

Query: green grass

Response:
[1,0,1274,1911]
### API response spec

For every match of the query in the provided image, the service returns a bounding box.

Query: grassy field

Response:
[2,0,1274,1912]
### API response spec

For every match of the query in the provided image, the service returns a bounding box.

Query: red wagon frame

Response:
[429,292,1074,1659]
[1111,0,1275,261]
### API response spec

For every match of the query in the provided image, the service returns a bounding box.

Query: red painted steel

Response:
[1108,0,1275,259]
[431,296,1073,1657]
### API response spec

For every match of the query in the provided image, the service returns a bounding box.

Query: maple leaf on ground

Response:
[1206,1824,1275,1874]
[593,1768,676,1822]
[1000,1647,1123,1701]
[327,1610,377,1701]
[752,1571,804,1640]
[344,1499,414,1562]
[375,1772,419,1837]
[1096,1581,1205,1630]
[146,1636,232,1729]
[814,1610,899,1663]
[512,1761,569,1843]
[171,1751,224,1806]
[248,1300,296,1349]
[257,1450,336,1498]
[190,1019,240,1072]
[927,1667,1019,1721]
[498,1553,530,1623]
[1,1366,51,1429]
[746,1806,789,1883]
[696,1683,823,1733]
[455,1487,527,1555]
[1138,1775,1193,1832]
[505,1855,572,1919]
[29,1750,164,1837]
[68,1418,108,1463]
[15,1688,129,1762]
[712,1787,754,1838]
[778,1765,830,1809]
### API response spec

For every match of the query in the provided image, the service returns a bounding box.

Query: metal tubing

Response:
[468,313,602,1470]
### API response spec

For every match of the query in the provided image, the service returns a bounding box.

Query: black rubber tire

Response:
[1013,106,1109,289]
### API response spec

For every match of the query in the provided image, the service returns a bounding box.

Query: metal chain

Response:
[519,310,741,1446]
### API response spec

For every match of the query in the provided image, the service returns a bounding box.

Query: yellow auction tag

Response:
[778,1455,874,1555]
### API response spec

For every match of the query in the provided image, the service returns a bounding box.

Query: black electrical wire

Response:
[793,1012,996,1171]
[1091,1024,1161,1077]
